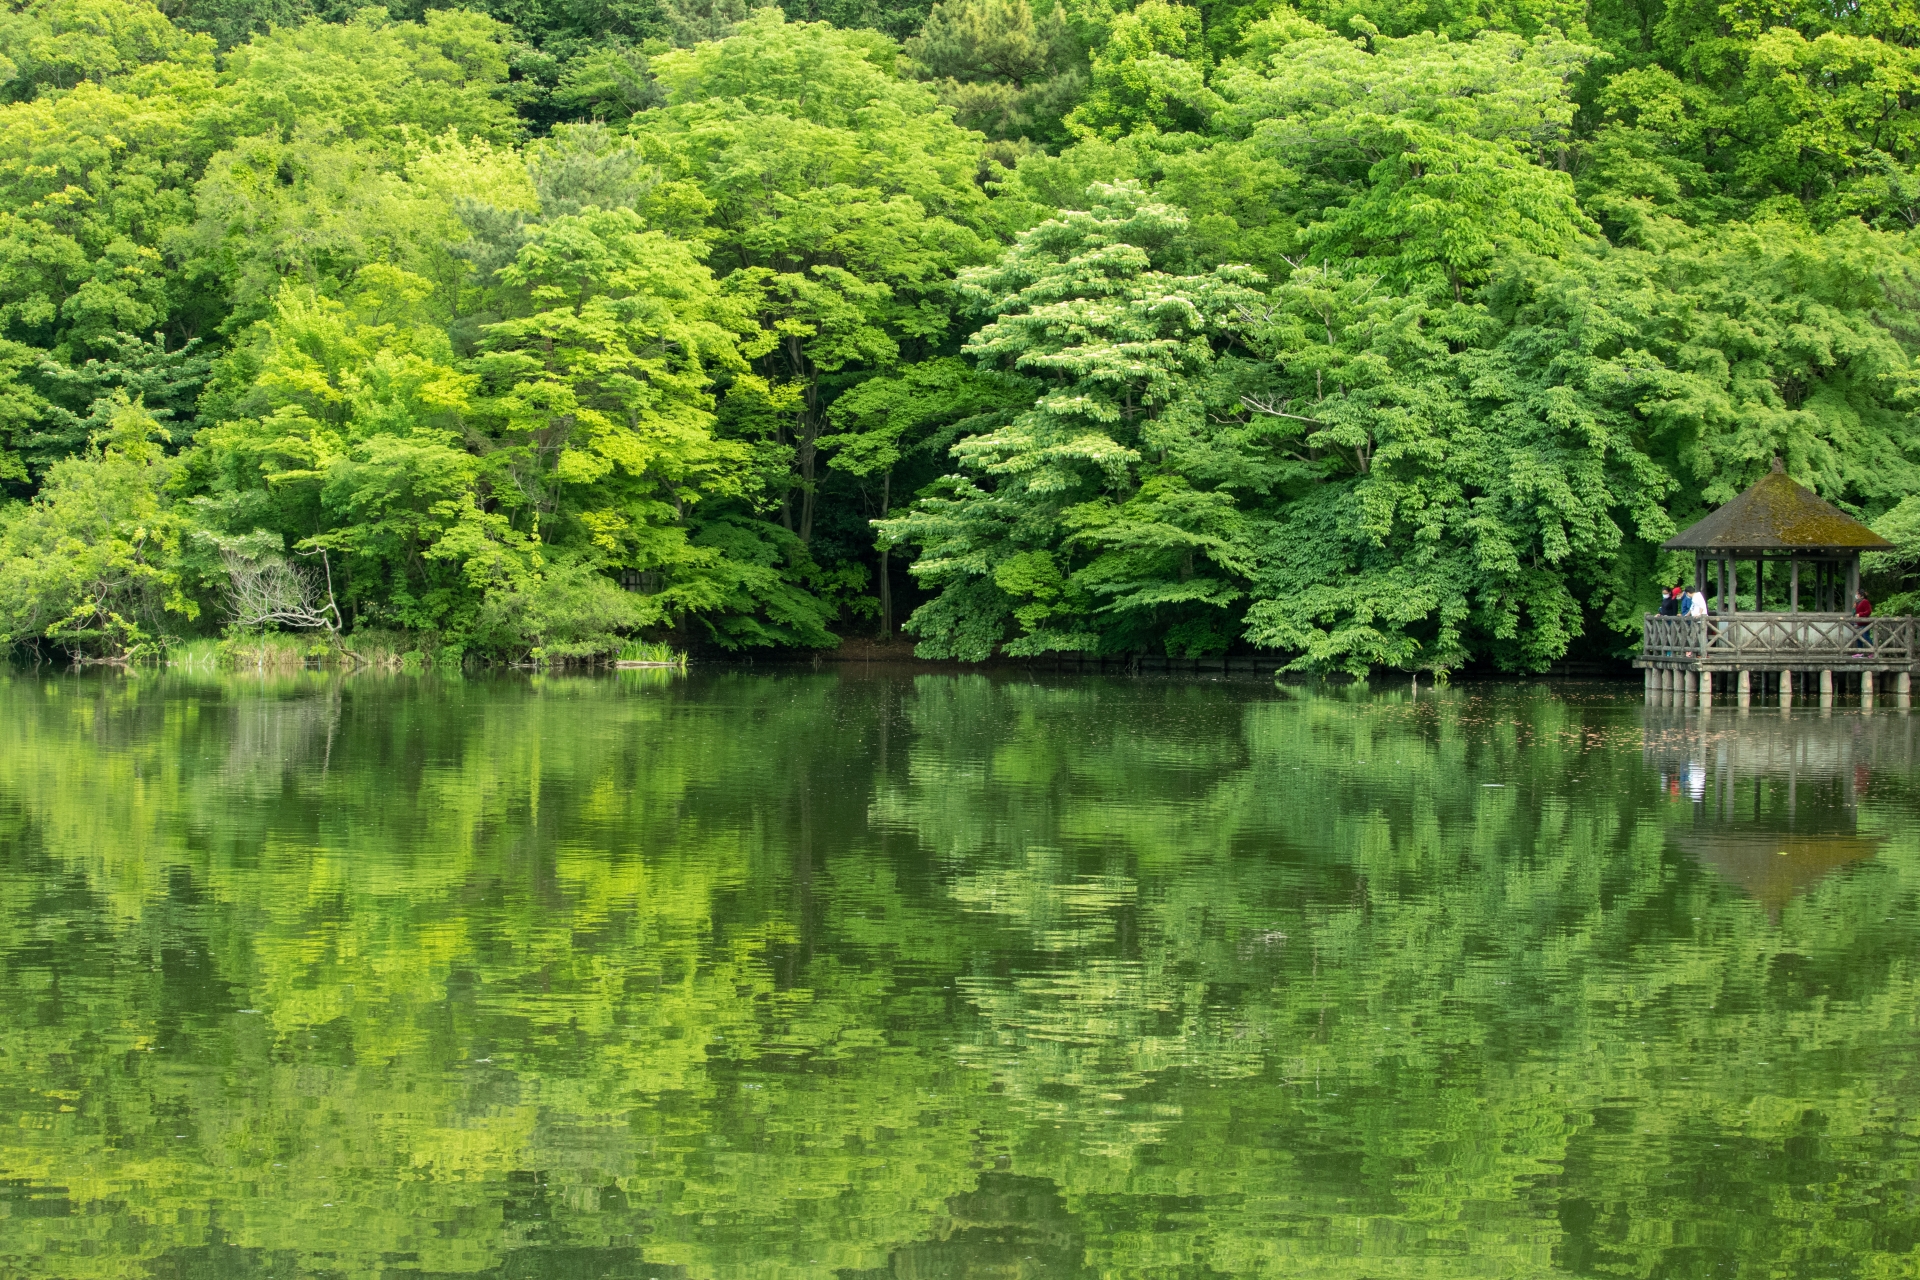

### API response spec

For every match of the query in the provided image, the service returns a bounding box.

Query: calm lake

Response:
[2,669,1918,1278]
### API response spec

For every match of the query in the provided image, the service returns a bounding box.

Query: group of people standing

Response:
[1657,586,1712,617]
[1657,584,1873,618]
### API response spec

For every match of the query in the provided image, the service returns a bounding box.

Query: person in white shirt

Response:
[1684,587,1708,655]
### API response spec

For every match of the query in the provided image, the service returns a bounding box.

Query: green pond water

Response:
[2,670,1919,1279]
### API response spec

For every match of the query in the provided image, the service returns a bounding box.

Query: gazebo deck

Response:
[1637,612,1916,707]
[1638,613,1918,672]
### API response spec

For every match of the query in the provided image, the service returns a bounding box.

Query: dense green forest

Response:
[3,0,1920,670]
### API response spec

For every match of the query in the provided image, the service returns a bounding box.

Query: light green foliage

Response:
[194,270,491,629]
[1065,0,1218,139]
[0,44,212,365]
[214,7,518,150]
[1295,0,1589,41]
[467,205,839,650]
[1215,24,1594,295]
[471,207,756,551]
[0,394,198,656]
[614,634,683,660]
[1580,30,1920,233]
[0,0,214,100]
[181,13,522,332]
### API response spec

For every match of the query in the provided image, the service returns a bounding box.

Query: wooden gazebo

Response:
[1638,460,1913,708]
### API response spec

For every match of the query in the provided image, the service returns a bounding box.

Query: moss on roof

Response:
[1661,466,1894,552]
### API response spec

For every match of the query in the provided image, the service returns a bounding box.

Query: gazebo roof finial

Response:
[1771,456,1784,473]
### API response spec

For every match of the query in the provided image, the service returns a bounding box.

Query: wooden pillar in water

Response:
[1737,669,1750,708]
[1781,670,1793,709]
[1863,668,1875,711]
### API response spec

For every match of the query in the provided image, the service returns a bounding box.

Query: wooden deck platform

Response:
[1637,612,1916,706]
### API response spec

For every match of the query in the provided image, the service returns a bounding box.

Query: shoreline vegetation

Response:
[0,0,1918,678]
[137,633,694,672]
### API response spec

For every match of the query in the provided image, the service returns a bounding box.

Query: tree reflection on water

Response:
[1,672,1917,1278]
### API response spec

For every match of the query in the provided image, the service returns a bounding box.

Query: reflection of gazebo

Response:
[1643,705,1905,913]
[1639,461,1913,707]
[1680,828,1881,916]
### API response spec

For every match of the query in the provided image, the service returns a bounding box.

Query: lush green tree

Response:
[0,394,201,657]
[0,0,215,99]
[881,182,1270,659]
[634,9,1005,548]
[1064,0,1218,139]
[1212,22,1594,295]
[1235,258,1673,674]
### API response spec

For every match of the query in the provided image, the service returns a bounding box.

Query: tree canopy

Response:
[0,0,1915,669]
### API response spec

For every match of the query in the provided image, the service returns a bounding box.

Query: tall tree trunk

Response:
[798,436,817,544]
[877,469,891,635]
[791,335,820,544]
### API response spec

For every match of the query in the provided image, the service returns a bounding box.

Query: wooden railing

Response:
[1642,613,1916,663]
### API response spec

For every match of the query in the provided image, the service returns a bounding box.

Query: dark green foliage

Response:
[906,0,1087,142]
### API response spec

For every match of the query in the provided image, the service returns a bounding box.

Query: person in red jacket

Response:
[1854,591,1873,655]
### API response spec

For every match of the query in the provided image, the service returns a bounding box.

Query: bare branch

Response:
[223,549,335,632]
[1240,395,1325,425]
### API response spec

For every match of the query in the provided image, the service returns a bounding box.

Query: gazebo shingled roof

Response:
[1661,460,1892,552]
